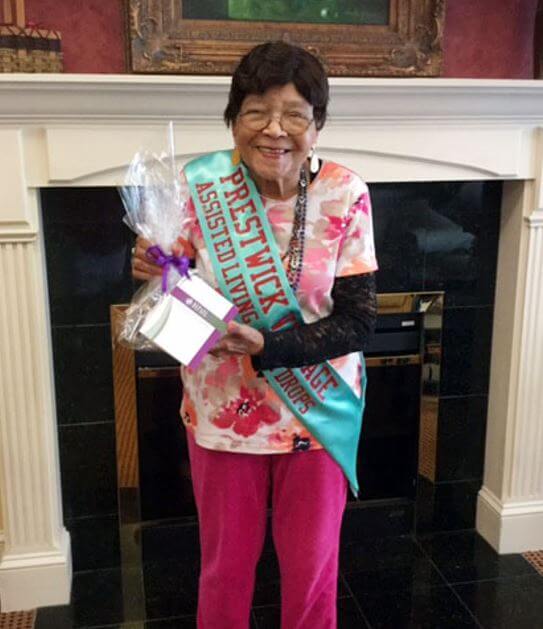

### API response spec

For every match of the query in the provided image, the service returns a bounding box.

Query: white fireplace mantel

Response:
[1,74,543,612]
[2,74,543,121]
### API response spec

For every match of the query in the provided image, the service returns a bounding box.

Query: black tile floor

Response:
[35,529,543,629]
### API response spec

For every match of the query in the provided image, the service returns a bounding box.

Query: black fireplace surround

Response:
[133,291,436,522]
[41,179,501,573]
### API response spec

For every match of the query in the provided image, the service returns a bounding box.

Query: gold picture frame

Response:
[127,0,445,77]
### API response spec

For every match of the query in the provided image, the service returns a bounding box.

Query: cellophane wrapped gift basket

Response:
[118,123,238,368]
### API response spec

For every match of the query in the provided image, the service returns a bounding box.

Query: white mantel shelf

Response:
[1,75,543,612]
[2,75,543,122]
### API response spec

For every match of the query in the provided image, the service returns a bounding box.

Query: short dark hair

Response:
[224,41,329,131]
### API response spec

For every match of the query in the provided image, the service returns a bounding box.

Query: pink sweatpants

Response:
[187,434,348,629]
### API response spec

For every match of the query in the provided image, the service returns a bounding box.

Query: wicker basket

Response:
[0,0,63,72]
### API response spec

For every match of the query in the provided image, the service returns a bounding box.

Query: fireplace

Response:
[99,172,498,587]
[1,75,543,612]
[110,290,444,519]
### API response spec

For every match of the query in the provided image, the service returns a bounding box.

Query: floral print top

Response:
[178,160,378,454]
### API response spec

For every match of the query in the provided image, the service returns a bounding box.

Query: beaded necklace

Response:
[280,166,308,292]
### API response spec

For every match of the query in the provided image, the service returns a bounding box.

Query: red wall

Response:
[21,0,538,78]
[443,0,538,78]
[24,0,126,74]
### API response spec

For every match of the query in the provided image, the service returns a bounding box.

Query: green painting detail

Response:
[182,0,389,25]
[229,0,388,24]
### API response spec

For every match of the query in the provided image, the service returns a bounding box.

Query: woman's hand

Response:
[131,236,184,281]
[209,320,264,358]
[131,239,261,356]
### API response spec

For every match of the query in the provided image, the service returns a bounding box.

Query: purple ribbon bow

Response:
[145,245,190,293]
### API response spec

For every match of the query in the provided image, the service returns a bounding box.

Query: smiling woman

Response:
[131,40,378,628]
[223,42,327,198]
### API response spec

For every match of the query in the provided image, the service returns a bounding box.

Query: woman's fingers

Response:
[227,321,264,354]
[132,255,161,275]
[132,237,152,264]
[135,235,150,248]
[227,320,242,335]
[132,262,160,281]
[208,338,241,358]
[131,253,161,280]
[131,236,161,280]
[208,323,264,357]
[209,336,242,355]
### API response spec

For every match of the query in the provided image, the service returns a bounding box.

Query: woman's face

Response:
[232,82,318,198]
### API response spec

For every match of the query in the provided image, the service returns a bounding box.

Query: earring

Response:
[232,147,241,166]
[309,146,319,174]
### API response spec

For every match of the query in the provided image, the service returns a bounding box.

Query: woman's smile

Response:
[257,146,291,157]
[255,145,293,161]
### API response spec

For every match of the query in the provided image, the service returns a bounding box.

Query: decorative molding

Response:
[507,222,543,500]
[1,76,543,123]
[479,486,543,517]
[533,127,543,211]
[128,0,444,77]
[0,231,71,610]
[321,126,523,178]
[478,128,543,553]
[0,130,35,242]
[525,213,543,227]
[0,528,71,611]
[477,487,543,553]
[0,228,36,243]
[40,124,524,187]
[0,240,54,549]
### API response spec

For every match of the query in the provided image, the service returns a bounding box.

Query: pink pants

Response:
[187,434,348,629]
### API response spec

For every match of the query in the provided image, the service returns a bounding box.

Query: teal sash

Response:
[185,150,366,495]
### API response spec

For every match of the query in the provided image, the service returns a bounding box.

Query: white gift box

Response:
[139,273,238,369]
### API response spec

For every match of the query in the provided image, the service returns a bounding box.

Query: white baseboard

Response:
[0,528,72,612]
[477,486,543,554]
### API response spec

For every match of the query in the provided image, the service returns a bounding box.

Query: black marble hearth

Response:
[35,528,543,628]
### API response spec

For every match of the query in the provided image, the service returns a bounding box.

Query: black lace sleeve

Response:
[251,272,377,371]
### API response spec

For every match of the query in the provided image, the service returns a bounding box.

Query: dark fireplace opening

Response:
[41,179,502,574]
[121,291,440,525]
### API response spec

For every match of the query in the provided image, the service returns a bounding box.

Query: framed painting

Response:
[127,0,445,76]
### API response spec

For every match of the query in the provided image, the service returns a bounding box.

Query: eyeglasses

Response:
[238,110,314,135]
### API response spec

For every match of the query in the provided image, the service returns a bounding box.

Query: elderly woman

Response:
[132,41,378,629]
